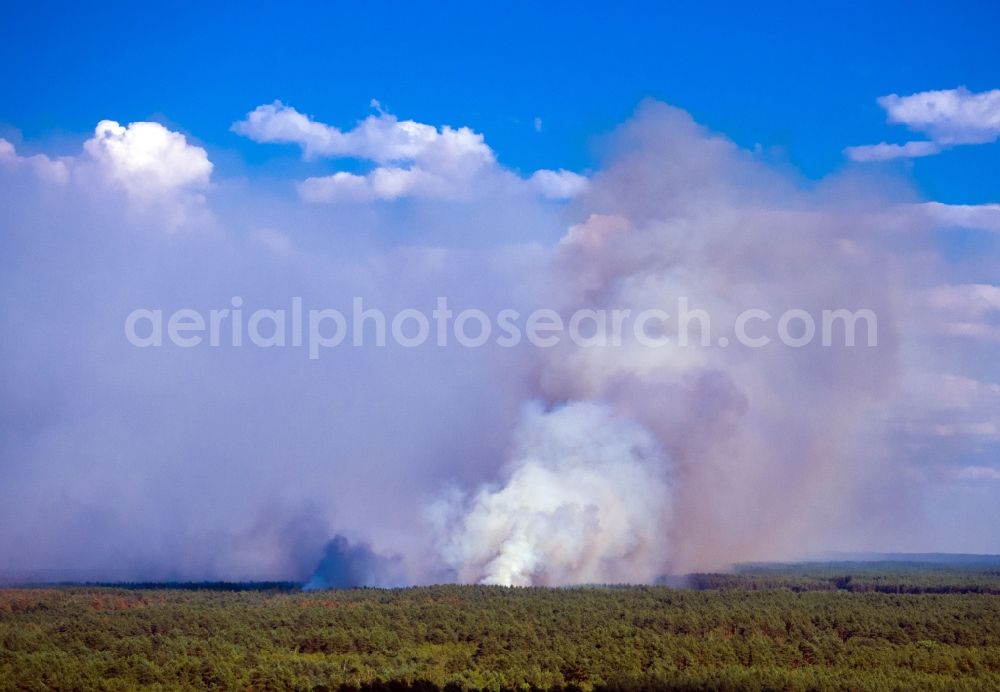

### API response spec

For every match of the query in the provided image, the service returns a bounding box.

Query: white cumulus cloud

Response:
[844,140,941,162]
[881,87,1000,145]
[83,120,212,195]
[922,202,1000,233]
[232,100,494,167]
[0,138,70,183]
[529,169,590,200]
[234,101,587,203]
[846,87,1000,161]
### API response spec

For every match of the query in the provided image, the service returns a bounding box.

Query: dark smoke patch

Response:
[304,535,405,590]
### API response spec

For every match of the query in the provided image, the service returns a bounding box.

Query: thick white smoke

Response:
[434,402,671,586]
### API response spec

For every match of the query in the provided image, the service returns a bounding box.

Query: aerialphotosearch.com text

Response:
[124,296,879,359]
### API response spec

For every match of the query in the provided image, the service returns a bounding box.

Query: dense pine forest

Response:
[2,562,1000,691]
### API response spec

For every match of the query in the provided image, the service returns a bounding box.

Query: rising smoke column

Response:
[434,401,671,586]
[433,101,912,581]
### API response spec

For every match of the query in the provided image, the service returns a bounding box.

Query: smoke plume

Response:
[305,536,405,589]
[1,100,998,587]
[434,401,671,585]
[429,102,923,582]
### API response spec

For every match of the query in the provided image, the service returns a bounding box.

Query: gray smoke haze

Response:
[1,101,998,586]
[305,535,405,590]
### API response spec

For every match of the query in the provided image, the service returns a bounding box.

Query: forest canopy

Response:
[2,562,999,691]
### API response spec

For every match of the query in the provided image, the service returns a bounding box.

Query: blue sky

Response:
[2,1,998,202]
